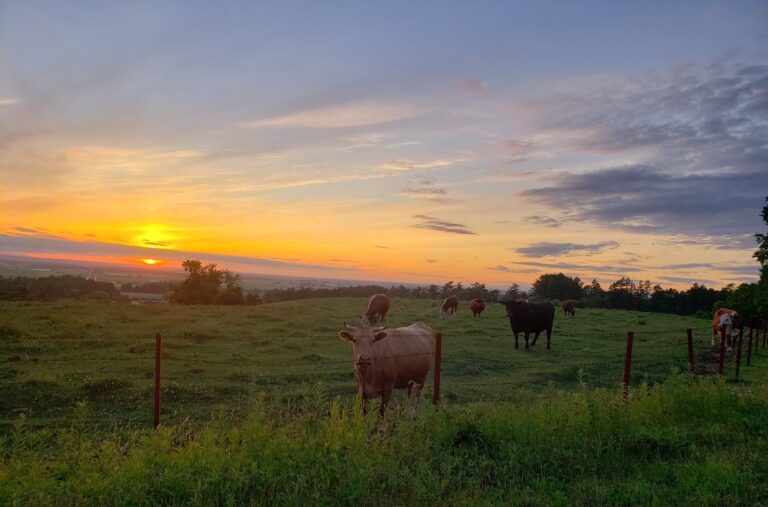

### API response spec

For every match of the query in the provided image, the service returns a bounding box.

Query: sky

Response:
[1,0,767,289]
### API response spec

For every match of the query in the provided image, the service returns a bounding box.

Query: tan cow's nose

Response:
[356,356,372,369]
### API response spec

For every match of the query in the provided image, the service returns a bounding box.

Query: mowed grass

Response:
[1,298,764,430]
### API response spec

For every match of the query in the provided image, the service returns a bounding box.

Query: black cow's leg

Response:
[547,328,552,350]
[513,331,519,349]
[524,331,530,350]
[531,330,541,345]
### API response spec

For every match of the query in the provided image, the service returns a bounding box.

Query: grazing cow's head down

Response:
[718,312,740,337]
[338,323,388,371]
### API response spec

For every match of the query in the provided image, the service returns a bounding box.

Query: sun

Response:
[141,258,161,266]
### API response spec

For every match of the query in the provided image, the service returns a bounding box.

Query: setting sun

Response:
[141,258,161,266]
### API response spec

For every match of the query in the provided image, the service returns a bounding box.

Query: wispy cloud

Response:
[457,78,487,93]
[0,99,18,106]
[410,215,476,235]
[241,102,424,129]
[522,215,562,228]
[511,260,644,273]
[514,241,619,257]
[425,258,438,263]
[0,233,348,273]
[401,188,447,197]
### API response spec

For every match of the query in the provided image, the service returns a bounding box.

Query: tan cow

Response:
[469,298,486,317]
[562,300,575,316]
[439,296,459,318]
[360,293,390,326]
[711,308,742,350]
[338,322,435,416]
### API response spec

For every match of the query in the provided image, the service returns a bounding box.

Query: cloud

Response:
[0,99,18,106]
[657,262,759,277]
[373,245,390,249]
[657,275,721,286]
[241,102,423,129]
[410,215,476,235]
[522,215,562,228]
[487,265,512,272]
[378,157,467,174]
[518,62,768,246]
[511,260,644,273]
[401,188,448,197]
[0,233,347,273]
[514,241,619,257]
[457,78,487,93]
[425,259,438,263]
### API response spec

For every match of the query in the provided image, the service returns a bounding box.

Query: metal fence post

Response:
[687,328,695,373]
[154,333,162,429]
[623,331,634,400]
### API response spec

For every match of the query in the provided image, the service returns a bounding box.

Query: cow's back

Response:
[370,322,435,390]
[513,302,555,332]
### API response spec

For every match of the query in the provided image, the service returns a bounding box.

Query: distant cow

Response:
[562,300,575,316]
[498,300,555,350]
[711,308,742,350]
[360,293,390,326]
[338,322,435,416]
[439,296,459,318]
[469,298,486,317]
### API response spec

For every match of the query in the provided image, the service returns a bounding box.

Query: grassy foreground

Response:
[1,373,767,506]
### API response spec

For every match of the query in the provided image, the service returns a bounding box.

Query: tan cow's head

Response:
[339,323,388,370]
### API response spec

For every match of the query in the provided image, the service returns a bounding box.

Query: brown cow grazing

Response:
[360,293,390,326]
[562,300,575,316]
[439,296,459,318]
[469,298,486,317]
[338,322,435,416]
[711,308,742,350]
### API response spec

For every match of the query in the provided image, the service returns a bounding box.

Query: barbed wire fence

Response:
[3,324,766,430]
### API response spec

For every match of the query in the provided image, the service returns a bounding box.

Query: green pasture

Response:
[1,298,765,430]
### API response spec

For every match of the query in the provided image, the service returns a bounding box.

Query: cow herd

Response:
[339,294,748,415]
[338,293,557,415]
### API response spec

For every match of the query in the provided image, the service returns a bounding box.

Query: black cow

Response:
[498,300,555,351]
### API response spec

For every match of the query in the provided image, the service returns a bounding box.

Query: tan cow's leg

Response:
[379,390,392,417]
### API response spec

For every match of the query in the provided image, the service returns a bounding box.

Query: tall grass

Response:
[2,374,766,506]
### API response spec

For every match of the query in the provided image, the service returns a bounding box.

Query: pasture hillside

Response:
[1,298,765,431]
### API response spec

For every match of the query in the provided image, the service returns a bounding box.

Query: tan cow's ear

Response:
[339,331,355,342]
[374,331,388,341]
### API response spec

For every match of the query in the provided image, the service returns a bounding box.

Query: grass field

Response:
[2,298,768,505]
[2,298,766,431]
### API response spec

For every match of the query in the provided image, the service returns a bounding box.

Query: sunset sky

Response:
[2,1,767,289]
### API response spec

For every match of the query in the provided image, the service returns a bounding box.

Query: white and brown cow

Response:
[338,322,435,416]
[439,296,459,318]
[360,293,390,326]
[711,308,742,350]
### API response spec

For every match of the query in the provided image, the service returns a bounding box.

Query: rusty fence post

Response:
[687,329,695,373]
[623,331,634,401]
[432,333,442,405]
[718,327,726,375]
[154,333,162,429]
[735,328,743,382]
[746,327,753,366]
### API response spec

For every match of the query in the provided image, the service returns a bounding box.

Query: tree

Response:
[170,260,246,305]
[754,196,768,319]
[531,273,583,301]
